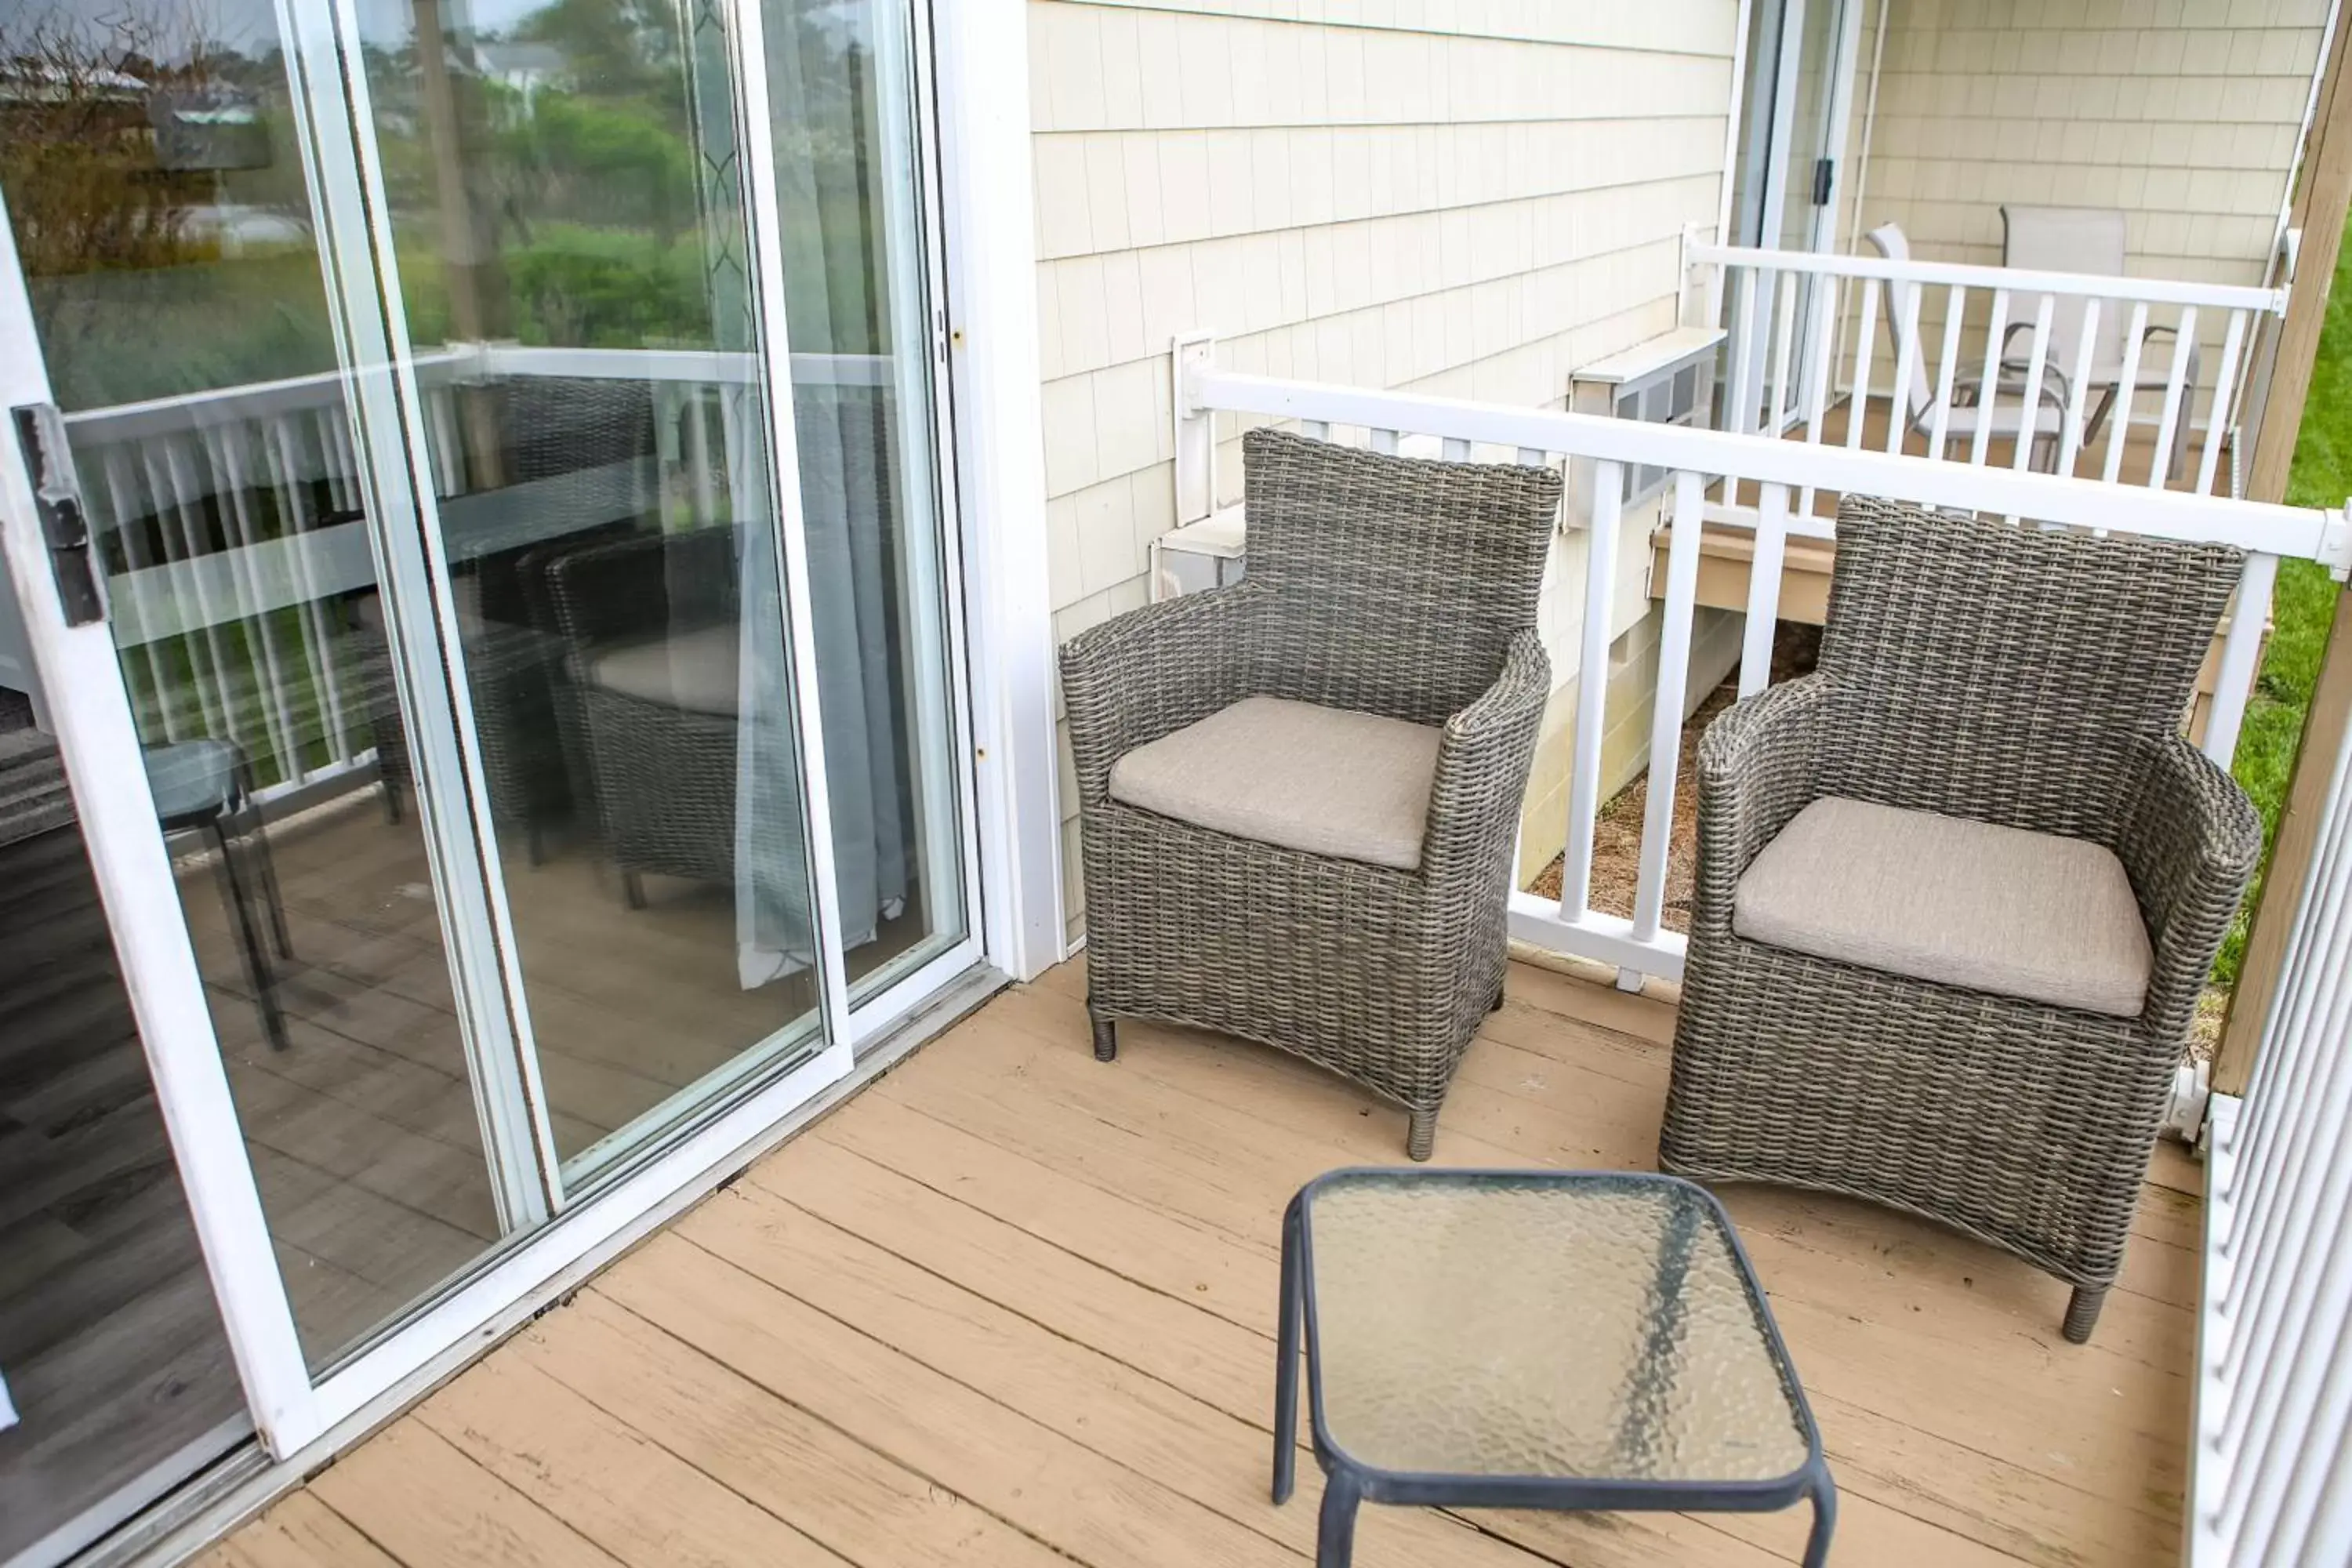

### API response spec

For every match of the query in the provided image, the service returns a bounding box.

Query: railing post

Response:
[1172,330,1218,525]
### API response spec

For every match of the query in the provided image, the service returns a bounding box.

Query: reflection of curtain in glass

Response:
[681,0,815,989]
[767,0,911,953]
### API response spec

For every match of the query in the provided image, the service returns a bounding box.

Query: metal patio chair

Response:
[1062,428,1559,1160]
[1660,495,2258,1342]
[1868,222,2071,471]
[2001,204,2199,477]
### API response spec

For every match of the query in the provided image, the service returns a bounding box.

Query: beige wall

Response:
[1031,0,1743,938]
[1856,0,2323,285]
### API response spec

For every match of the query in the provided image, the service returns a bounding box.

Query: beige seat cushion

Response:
[1109,695,1443,871]
[585,625,740,717]
[1733,797,2153,1018]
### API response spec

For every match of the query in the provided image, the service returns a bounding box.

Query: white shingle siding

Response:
[1854,0,2323,287]
[1035,1,1743,935]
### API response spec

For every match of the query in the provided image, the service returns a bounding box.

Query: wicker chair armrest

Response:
[2117,732,2261,1035]
[1058,583,1272,805]
[1691,675,1831,936]
[1422,630,1552,882]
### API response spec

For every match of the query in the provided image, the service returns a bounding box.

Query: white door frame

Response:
[0,0,1066,1472]
[1726,0,1869,430]
[931,0,1066,980]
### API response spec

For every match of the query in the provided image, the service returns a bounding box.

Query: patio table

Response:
[1274,1168,1835,1566]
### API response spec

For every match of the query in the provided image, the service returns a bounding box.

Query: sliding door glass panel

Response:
[0,0,527,1369]
[350,0,828,1178]
[761,0,967,1002]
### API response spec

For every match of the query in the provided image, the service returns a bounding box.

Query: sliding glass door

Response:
[0,0,973,1491]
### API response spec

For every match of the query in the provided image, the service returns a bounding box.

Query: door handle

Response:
[10,403,104,626]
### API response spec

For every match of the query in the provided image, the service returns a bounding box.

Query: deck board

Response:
[209,956,2196,1568]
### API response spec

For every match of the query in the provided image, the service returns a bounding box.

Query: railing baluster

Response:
[144,440,234,746]
[2011,294,2056,487]
[1629,470,1706,959]
[1370,427,1399,455]
[2103,300,2151,486]
[2151,304,2198,490]
[1442,437,1470,461]
[1844,279,1879,454]
[1928,283,1965,459]
[1301,419,1328,441]
[1971,287,2010,467]
[1798,274,1840,517]
[1558,464,1624,919]
[203,424,304,783]
[1738,481,1789,697]
[2054,298,2101,481]
[92,444,177,747]
[1768,270,1799,433]
[1730,267,1760,435]
[2204,550,2276,767]
[2199,307,2250,498]
[1886,271,1923,457]
[687,390,719,526]
[268,415,354,765]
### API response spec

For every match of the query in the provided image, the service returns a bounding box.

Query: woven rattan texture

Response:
[1063,428,1559,1158]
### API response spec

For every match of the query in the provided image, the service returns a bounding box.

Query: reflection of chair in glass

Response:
[355,593,580,866]
[145,739,291,1052]
[547,527,743,907]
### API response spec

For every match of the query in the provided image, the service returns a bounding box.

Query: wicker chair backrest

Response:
[1816,495,2243,840]
[1237,427,1560,726]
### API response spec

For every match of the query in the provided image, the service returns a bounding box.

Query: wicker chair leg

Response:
[2063,1285,2107,1345]
[1088,1005,1117,1062]
[1406,1105,1439,1162]
[1490,984,1505,1013]
[622,870,647,910]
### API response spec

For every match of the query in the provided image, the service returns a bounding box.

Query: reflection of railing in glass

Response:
[61,346,890,798]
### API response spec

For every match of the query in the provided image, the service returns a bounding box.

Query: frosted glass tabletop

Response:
[1301,1171,1813,1483]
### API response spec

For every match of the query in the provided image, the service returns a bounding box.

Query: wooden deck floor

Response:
[202,956,2201,1568]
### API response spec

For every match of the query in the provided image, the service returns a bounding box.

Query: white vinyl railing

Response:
[48,346,879,796]
[1174,336,2350,988]
[2196,704,2352,1564]
[1690,238,2289,501]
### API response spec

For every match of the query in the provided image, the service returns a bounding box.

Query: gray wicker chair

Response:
[1061,427,1559,1159]
[1660,495,2259,1343]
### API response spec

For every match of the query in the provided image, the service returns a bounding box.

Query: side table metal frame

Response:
[1273,1167,1838,1567]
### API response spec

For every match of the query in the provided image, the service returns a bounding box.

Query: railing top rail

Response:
[57,345,895,444]
[1191,366,2348,568]
[1692,241,2288,316]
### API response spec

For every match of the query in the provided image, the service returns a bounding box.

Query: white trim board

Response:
[931,0,1065,982]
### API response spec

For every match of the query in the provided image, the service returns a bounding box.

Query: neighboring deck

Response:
[203,955,2201,1568]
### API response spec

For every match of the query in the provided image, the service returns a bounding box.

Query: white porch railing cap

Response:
[1184,361,2352,573]
[1690,240,2288,317]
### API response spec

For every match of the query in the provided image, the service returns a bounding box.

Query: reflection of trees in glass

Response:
[0,4,336,408]
[376,0,896,355]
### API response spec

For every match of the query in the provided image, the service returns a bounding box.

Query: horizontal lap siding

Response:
[1032,0,1743,938]
[1842,0,2327,419]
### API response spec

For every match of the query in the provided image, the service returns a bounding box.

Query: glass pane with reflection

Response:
[0,0,522,1369]
[351,0,829,1179]
[763,0,967,1002]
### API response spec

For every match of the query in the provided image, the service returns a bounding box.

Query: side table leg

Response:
[1316,1469,1361,1568]
[1801,1471,1838,1568]
[1273,1194,1303,1504]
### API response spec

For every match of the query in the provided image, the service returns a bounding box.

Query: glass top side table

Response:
[1274,1168,1835,1567]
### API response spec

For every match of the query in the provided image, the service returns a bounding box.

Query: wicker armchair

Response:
[1061,427,1559,1159]
[1660,496,2259,1343]
[548,525,746,904]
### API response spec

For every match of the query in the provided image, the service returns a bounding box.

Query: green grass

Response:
[2215,228,2352,986]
